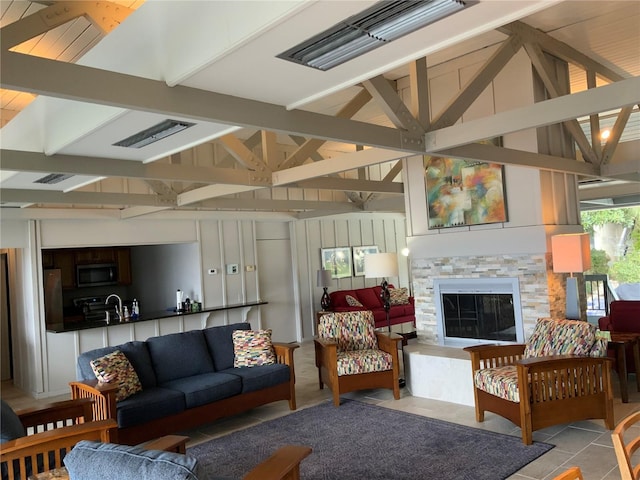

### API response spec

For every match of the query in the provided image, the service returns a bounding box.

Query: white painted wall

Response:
[404,48,582,258]
[293,214,409,340]
[131,242,202,313]
[12,214,404,397]
[256,222,297,343]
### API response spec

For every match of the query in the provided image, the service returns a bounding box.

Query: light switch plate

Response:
[245,265,255,272]
[226,264,239,274]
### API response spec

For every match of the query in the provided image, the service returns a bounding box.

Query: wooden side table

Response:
[608,332,640,403]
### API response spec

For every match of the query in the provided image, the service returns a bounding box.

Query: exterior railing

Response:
[585,274,617,320]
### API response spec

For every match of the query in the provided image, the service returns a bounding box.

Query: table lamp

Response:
[364,252,399,332]
[317,269,333,311]
[551,233,591,320]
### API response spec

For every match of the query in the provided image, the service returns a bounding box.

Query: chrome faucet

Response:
[105,294,123,321]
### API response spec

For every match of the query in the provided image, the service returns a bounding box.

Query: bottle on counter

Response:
[131,299,139,319]
[184,297,191,313]
[176,289,183,312]
[123,306,130,320]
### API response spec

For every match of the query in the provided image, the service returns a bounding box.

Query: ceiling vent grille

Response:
[34,173,73,184]
[277,0,469,71]
[113,119,196,149]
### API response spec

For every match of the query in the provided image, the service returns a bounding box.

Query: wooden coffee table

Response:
[608,332,640,403]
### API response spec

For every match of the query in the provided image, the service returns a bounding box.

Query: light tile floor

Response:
[3,340,639,480]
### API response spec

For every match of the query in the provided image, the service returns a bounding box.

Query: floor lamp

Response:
[364,252,399,332]
[364,252,405,387]
[551,233,591,320]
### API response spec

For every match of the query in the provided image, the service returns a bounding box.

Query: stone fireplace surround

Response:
[411,253,565,345]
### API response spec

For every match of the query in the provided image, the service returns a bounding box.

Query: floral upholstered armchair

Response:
[314,310,402,406]
[464,317,614,444]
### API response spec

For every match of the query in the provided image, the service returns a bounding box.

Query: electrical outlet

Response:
[207,268,218,275]
[245,265,255,272]
[226,264,239,275]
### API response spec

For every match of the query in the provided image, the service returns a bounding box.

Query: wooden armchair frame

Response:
[612,410,640,480]
[69,343,298,445]
[1,398,118,479]
[315,330,402,406]
[464,343,614,444]
[552,466,584,480]
[244,445,312,480]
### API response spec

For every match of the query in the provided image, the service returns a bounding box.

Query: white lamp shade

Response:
[317,269,332,287]
[551,233,592,273]
[364,252,399,279]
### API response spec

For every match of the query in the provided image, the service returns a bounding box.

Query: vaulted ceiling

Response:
[1,0,638,219]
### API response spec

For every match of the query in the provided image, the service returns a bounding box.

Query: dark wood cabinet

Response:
[115,248,132,285]
[42,246,132,289]
[75,247,116,265]
[42,252,54,269]
[53,250,76,289]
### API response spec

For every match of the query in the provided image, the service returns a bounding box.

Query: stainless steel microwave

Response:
[76,263,118,288]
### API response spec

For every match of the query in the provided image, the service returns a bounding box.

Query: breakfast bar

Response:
[45,301,268,333]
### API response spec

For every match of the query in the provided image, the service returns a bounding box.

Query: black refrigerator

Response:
[43,269,64,326]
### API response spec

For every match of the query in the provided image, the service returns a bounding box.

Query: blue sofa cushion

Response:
[64,440,201,480]
[77,345,118,381]
[1,399,29,480]
[77,341,157,388]
[0,399,25,443]
[161,372,242,409]
[116,387,186,429]
[221,364,290,394]
[203,322,251,371]
[118,341,157,388]
[147,330,214,384]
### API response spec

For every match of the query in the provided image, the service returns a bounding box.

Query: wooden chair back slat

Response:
[612,410,640,480]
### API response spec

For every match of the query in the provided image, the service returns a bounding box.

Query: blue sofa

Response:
[70,322,298,445]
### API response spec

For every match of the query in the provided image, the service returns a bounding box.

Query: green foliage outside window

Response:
[581,207,640,285]
[586,249,609,275]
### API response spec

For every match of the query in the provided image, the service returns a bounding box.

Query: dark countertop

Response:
[46,301,268,333]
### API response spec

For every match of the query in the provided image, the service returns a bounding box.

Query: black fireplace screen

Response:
[442,293,516,342]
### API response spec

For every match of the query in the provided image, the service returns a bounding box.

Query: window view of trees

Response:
[582,206,640,298]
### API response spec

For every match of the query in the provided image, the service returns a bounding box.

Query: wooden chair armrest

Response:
[273,343,299,366]
[69,380,118,422]
[138,435,189,454]
[17,398,95,428]
[69,379,119,395]
[516,354,612,368]
[376,332,403,354]
[464,343,526,370]
[242,445,312,480]
[0,419,118,456]
[313,337,337,348]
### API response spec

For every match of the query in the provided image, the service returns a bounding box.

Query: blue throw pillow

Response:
[1,399,28,480]
[64,440,202,480]
[0,399,25,443]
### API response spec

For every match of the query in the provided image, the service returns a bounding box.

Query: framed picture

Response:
[321,247,353,279]
[352,245,379,276]
[426,154,508,229]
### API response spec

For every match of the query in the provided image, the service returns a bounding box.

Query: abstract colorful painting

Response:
[426,158,508,229]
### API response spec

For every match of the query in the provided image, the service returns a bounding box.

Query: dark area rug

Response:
[188,399,553,480]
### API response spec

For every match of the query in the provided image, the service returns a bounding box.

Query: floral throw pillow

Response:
[90,350,142,401]
[232,329,276,367]
[345,295,364,307]
[389,287,409,305]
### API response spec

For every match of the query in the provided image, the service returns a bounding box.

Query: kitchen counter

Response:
[46,301,268,333]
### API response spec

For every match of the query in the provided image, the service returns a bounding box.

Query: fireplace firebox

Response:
[434,278,524,346]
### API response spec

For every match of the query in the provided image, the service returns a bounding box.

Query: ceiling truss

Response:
[0,4,638,217]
